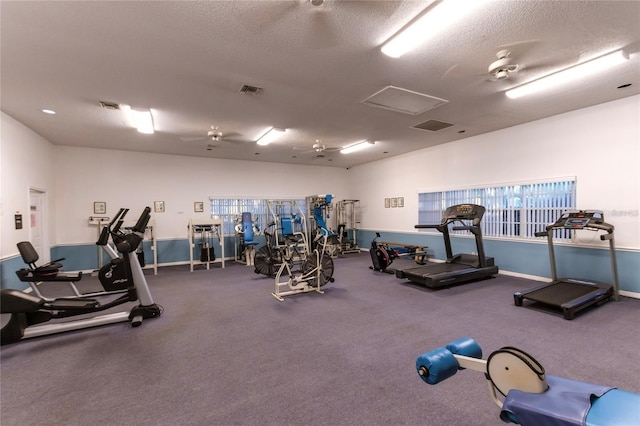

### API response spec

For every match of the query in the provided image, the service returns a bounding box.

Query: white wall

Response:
[54,147,350,244]
[3,95,639,255]
[1,112,57,260]
[348,95,640,249]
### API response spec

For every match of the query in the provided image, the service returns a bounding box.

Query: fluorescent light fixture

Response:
[119,104,135,127]
[256,127,286,146]
[340,140,375,154]
[131,109,154,134]
[506,49,630,99]
[381,0,484,58]
[41,109,56,115]
[120,104,155,134]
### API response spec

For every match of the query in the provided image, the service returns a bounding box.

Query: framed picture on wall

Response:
[384,198,390,208]
[391,197,398,208]
[398,197,404,208]
[94,201,106,214]
[154,201,165,213]
[194,201,204,213]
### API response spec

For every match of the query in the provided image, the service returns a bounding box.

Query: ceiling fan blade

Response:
[239,1,302,32]
[442,63,486,81]
[496,40,543,60]
[305,8,340,49]
[179,135,207,143]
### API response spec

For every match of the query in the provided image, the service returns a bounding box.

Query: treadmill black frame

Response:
[514,210,619,320]
[396,204,499,288]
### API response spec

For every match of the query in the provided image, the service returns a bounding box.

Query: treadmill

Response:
[395,204,499,288]
[514,210,619,320]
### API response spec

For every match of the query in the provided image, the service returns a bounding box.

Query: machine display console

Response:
[556,210,605,229]
[564,218,590,229]
[444,204,485,220]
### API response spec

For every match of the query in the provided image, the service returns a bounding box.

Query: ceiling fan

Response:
[180,126,245,149]
[487,50,520,81]
[243,0,401,49]
[293,140,341,154]
[444,41,552,84]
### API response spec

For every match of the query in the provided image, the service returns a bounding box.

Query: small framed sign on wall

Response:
[154,201,165,213]
[194,201,204,213]
[94,201,106,214]
[384,198,390,208]
[398,197,404,208]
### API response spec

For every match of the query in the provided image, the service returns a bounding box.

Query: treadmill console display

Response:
[564,218,590,229]
[445,204,485,220]
[556,210,605,229]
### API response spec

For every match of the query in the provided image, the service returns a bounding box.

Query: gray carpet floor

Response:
[2,252,639,425]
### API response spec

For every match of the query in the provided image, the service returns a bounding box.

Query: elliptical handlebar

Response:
[132,207,151,234]
[104,207,150,254]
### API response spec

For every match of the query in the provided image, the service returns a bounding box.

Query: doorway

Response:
[29,188,48,263]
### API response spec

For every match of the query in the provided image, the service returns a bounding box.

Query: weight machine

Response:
[188,218,225,271]
[234,212,260,266]
[305,194,338,256]
[268,199,308,258]
[254,200,309,277]
[336,199,360,254]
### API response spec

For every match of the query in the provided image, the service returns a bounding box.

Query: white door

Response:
[29,189,48,263]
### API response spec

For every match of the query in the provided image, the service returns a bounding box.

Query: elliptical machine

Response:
[1,207,162,345]
[95,214,133,293]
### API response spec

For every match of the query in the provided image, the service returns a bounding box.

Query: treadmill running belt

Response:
[524,282,602,305]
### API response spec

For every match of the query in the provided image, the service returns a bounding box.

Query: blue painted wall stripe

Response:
[2,233,638,294]
[358,230,639,294]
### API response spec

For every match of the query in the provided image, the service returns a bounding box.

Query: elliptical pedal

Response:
[48,298,100,310]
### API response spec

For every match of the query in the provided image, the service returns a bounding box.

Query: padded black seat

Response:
[15,241,82,282]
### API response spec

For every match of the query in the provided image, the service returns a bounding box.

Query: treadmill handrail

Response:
[545,222,614,233]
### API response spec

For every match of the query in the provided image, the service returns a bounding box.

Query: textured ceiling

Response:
[1,0,639,168]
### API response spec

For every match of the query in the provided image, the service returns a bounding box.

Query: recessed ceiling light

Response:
[41,109,56,114]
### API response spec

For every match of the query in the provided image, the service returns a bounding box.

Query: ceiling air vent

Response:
[239,84,263,96]
[99,101,120,110]
[362,86,448,115]
[413,119,454,132]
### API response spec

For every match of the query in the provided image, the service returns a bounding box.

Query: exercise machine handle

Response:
[534,231,548,237]
[109,208,127,227]
[415,224,440,229]
[600,233,614,241]
[96,226,111,246]
[132,207,151,234]
[452,226,474,231]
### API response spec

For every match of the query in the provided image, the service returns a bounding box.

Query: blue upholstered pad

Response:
[586,389,640,426]
[500,375,612,426]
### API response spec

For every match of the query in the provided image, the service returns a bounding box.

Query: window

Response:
[418,179,576,240]
[209,197,306,236]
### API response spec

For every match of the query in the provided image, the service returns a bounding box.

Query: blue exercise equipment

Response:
[416,337,640,426]
[235,212,260,266]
